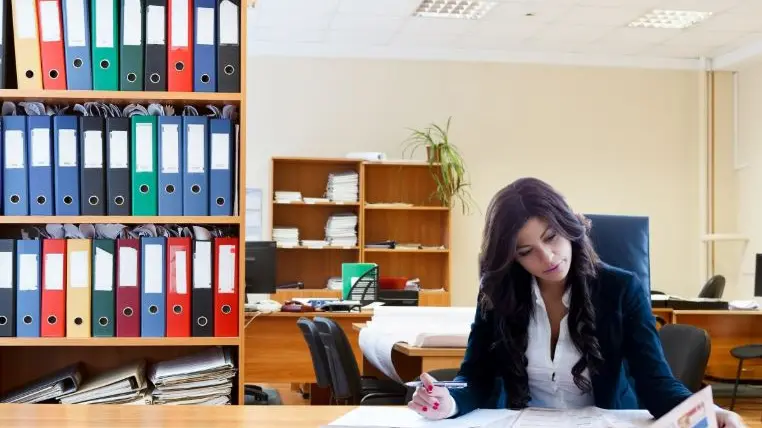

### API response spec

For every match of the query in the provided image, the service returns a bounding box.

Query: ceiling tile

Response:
[255,8,336,31]
[454,33,527,51]
[336,0,418,17]
[560,5,651,27]
[250,26,326,43]
[470,20,545,40]
[389,32,460,48]
[529,25,613,44]
[330,14,405,32]
[256,0,340,14]
[326,29,396,46]
[481,1,573,25]
[650,0,739,14]
[579,40,657,56]
[664,28,747,48]
[602,27,681,44]
[696,13,762,32]
[402,16,479,36]
[724,0,762,15]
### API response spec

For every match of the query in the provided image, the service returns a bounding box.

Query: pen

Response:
[404,381,468,389]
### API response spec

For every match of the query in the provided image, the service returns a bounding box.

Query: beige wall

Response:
[246,56,706,305]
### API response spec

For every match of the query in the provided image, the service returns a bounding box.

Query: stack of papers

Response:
[323,407,516,428]
[148,348,236,406]
[0,363,82,404]
[274,191,302,203]
[302,239,329,248]
[273,227,299,247]
[325,213,358,247]
[327,171,359,202]
[58,360,150,405]
[327,277,343,290]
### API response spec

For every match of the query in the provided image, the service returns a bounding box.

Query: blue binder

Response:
[140,237,166,337]
[16,240,41,337]
[53,116,80,215]
[158,116,183,215]
[62,0,93,90]
[182,116,208,216]
[3,116,28,215]
[209,118,232,216]
[193,0,216,92]
[28,116,54,216]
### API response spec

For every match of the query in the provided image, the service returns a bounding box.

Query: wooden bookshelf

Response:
[270,157,451,306]
[0,216,243,225]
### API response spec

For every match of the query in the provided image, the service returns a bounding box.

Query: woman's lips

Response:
[544,261,562,273]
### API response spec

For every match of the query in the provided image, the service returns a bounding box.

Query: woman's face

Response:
[514,217,572,284]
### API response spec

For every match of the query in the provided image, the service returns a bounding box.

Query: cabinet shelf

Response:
[0,337,241,347]
[0,89,241,104]
[0,215,241,225]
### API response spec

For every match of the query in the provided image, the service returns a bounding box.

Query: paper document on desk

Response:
[323,407,516,428]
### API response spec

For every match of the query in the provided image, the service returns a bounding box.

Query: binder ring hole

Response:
[165,184,176,194]
[49,69,59,79]
[201,74,210,83]
[127,72,137,83]
[150,73,161,84]
[89,195,99,206]
[191,184,201,194]
[114,196,125,206]
[36,195,46,205]
[63,195,73,205]
[74,317,83,326]
[149,305,159,314]
[197,316,208,327]
[23,315,33,325]
[25,70,34,79]
[216,197,225,206]
[98,316,109,326]
[175,61,184,71]
[140,184,149,194]
[47,315,57,325]
[100,59,110,70]
[73,58,83,68]
[221,305,232,315]
[224,65,235,76]
[123,307,134,317]
[10,194,20,204]
[0,316,7,326]
[172,305,182,314]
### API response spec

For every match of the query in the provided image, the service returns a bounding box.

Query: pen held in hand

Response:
[405,381,468,389]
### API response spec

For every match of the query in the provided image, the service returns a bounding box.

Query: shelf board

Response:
[0,215,242,225]
[0,337,241,347]
[277,246,359,251]
[274,201,360,207]
[364,248,449,253]
[364,205,448,211]
[0,89,241,104]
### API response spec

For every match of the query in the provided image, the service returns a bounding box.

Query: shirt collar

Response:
[531,276,571,309]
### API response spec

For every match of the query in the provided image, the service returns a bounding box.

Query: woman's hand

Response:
[716,406,746,428]
[407,372,454,420]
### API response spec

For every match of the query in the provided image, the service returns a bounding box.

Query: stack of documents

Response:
[274,191,303,203]
[58,361,150,405]
[327,277,343,290]
[302,239,329,248]
[273,227,300,247]
[0,363,83,404]
[148,348,236,405]
[326,172,359,202]
[325,213,358,247]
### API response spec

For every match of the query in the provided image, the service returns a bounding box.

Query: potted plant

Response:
[402,117,477,215]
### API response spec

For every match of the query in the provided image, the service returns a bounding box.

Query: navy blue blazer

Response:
[449,263,691,419]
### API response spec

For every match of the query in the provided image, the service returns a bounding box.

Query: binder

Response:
[105,117,131,215]
[92,239,115,337]
[141,237,166,337]
[166,237,191,337]
[158,116,182,215]
[27,115,54,215]
[61,0,92,90]
[182,116,207,215]
[0,240,16,337]
[191,239,213,337]
[119,0,144,90]
[143,0,166,91]
[11,0,43,89]
[66,239,91,338]
[91,0,118,90]
[52,116,80,215]
[209,118,232,216]
[131,115,157,216]
[0,0,8,88]
[79,116,106,215]
[16,239,41,337]
[41,238,66,337]
[192,0,215,92]
[3,116,29,215]
[116,238,140,337]
[37,0,67,89]
[216,0,239,93]
[213,237,238,337]
[167,0,191,91]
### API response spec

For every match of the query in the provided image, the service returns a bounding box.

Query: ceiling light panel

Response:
[628,9,713,29]
[414,0,497,20]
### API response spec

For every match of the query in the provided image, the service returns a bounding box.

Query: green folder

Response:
[92,0,120,90]
[341,263,378,300]
[131,116,158,215]
[92,240,116,337]
[119,0,145,90]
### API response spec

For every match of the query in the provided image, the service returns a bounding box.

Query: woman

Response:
[408,177,744,427]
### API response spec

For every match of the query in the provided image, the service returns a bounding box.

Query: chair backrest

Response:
[313,317,363,403]
[659,324,711,392]
[585,214,651,296]
[404,368,460,402]
[698,275,726,299]
[295,317,332,389]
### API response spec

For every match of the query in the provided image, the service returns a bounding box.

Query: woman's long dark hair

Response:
[478,177,603,408]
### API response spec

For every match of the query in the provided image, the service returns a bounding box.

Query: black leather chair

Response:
[659,324,711,393]
[313,317,407,405]
[698,275,726,299]
[296,317,334,401]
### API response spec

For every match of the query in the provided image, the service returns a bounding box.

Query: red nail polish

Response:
[427,386,433,392]
[433,403,439,410]
[422,407,428,412]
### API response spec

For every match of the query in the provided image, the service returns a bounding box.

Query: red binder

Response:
[116,239,141,337]
[166,237,191,337]
[41,239,66,337]
[167,0,192,91]
[37,0,67,89]
[213,237,238,337]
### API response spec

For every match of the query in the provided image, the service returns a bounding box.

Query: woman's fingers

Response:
[412,389,437,408]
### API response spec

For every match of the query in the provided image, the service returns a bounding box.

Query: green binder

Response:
[131,116,158,215]
[120,0,145,90]
[341,263,378,300]
[92,239,116,337]
[92,0,120,90]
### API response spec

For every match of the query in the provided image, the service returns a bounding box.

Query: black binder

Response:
[105,117,131,215]
[245,241,276,293]
[79,116,106,215]
[192,240,214,337]
[216,0,240,93]
[0,239,15,337]
[144,0,167,91]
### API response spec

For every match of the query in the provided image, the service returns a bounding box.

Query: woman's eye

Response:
[518,250,531,257]
[545,233,557,242]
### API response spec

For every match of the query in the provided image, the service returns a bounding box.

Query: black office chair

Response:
[729,344,762,410]
[698,275,726,299]
[296,317,334,401]
[404,368,460,402]
[659,324,711,393]
[313,317,407,405]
